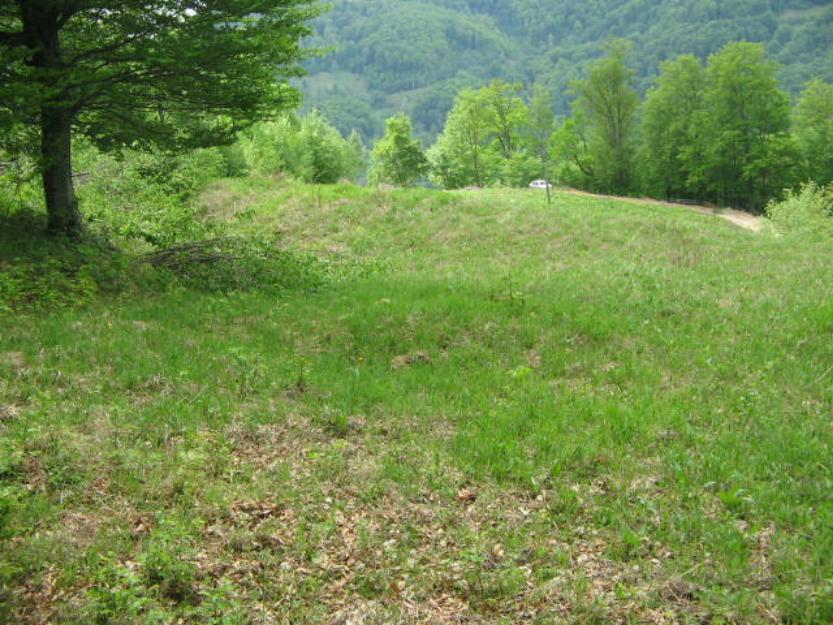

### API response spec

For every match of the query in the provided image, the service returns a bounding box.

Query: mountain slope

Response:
[302,0,833,139]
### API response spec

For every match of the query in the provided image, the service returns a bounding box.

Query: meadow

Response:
[1,180,832,624]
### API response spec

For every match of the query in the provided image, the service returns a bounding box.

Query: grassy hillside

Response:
[2,181,833,623]
[304,0,833,139]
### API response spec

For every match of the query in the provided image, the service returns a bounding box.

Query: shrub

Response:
[767,182,833,236]
[75,146,220,248]
[237,111,364,184]
[0,214,164,311]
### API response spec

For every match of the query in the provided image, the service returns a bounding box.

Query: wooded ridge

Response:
[303,0,833,139]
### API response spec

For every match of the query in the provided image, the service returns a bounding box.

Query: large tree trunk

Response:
[21,2,83,237]
[41,106,82,236]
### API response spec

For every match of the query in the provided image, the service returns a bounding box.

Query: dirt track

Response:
[561,188,765,232]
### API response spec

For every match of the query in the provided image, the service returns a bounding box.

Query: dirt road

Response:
[561,188,765,232]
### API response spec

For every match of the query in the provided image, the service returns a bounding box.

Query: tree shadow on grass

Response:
[0,210,133,312]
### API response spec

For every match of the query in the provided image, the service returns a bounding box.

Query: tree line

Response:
[2,0,830,236]
[306,0,833,140]
[367,40,833,212]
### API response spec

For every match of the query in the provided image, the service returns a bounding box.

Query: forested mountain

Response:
[302,0,833,140]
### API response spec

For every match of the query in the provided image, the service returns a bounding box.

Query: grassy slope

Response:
[2,180,832,624]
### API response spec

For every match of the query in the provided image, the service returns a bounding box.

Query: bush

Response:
[75,146,221,248]
[0,152,42,218]
[1,127,351,312]
[767,182,833,237]
[0,220,329,311]
[237,111,364,184]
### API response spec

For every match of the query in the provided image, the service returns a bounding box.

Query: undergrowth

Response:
[0,147,351,313]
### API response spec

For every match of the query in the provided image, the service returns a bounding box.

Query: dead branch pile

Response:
[141,238,244,271]
[137,236,325,292]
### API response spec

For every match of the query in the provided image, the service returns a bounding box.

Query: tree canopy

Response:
[429,88,500,189]
[569,40,639,194]
[415,39,826,212]
[794,79,833,186]
[688,42,797,209]
[303,0,833,140]
[0,0,321,235]
[369,113,429,187]
[640,55,705,199]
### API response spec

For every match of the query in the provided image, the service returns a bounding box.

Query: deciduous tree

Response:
[689,42,797,211]
[794,79,833,186]
[0,0,320,236]
[569,39,639,194]
[639,54,704,200]
[369,113,428,187]
[525,82,556,205]
[429,88,500,189]
[480,80,528,160]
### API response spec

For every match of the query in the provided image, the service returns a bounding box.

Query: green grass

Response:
[2,178,832,624]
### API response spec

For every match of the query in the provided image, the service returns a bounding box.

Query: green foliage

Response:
[0,440,24,542]
[346,130,368,183]
[238,115,303,177]
[0,439,23,481]
[0,215,156,311]
[139,517,200,605]
[429,88,502,189]
[308,1,512,98]
[525,82,557,185]
[429,80,544,189]
[304,0,833,139]
[76,147,223,248]
[313,92,383,142]
[0,157,40,217]
[550,113,595,188]
[145,236,328,294]
[409,77,483,138]
[369,113,429,187]
[480,80,529,161]
[238,111,364,184]
[0,0,323,234]
[689,42,799,210]
[0,0,320,152]
[794,79,833,185]
[567,40,640,194]
[88,560,154,624]
[298,112,365,184]
[0,144,336,311]
[0,485,23,545]
[480,80,537,187]
[639,55,705,199]
[86,518,246,624]
[767,181,833,236]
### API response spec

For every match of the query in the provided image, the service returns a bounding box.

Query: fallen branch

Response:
[141,238,243,270]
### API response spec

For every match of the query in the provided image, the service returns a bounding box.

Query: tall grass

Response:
[1,179,831,623]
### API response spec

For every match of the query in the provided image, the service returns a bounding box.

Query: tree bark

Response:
[20,1,83,237]
[42,106,82,236]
